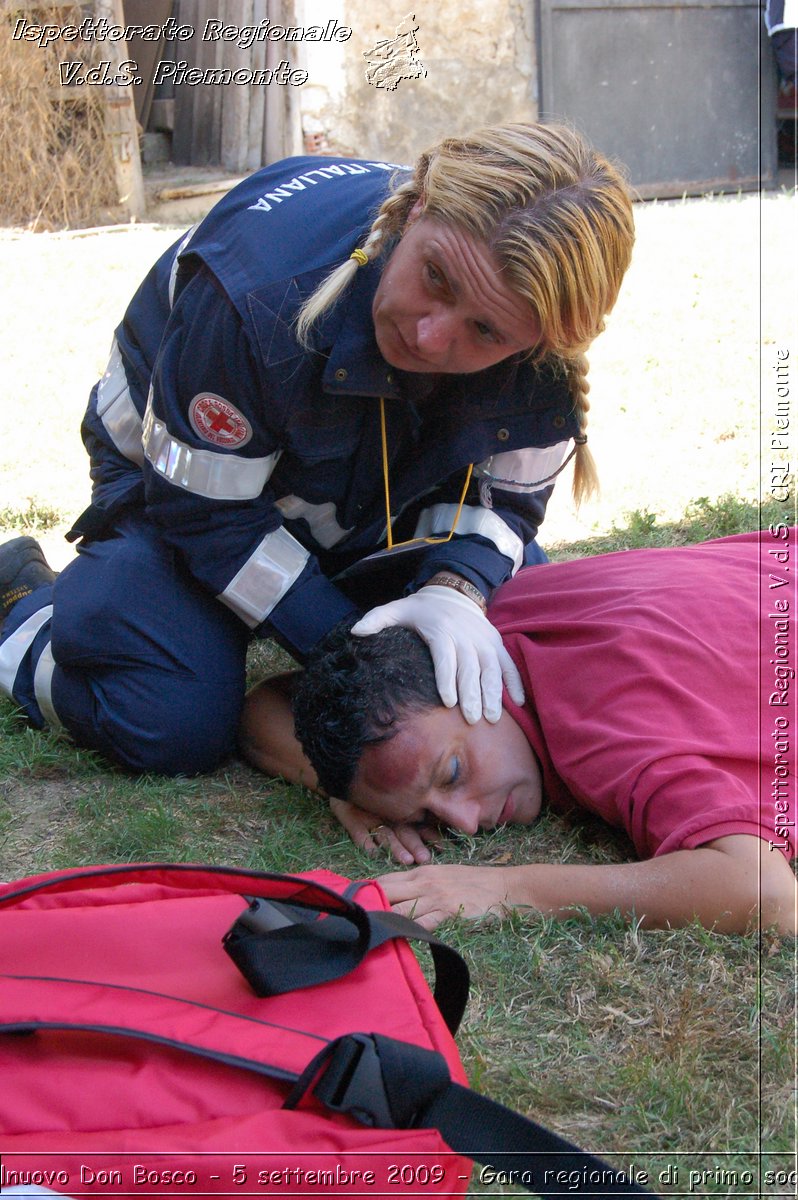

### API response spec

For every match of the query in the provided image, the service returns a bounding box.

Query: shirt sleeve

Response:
[141,265,359,657]
[630,754,794,862]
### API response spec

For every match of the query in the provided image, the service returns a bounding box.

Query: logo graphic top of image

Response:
[363,14,426,90]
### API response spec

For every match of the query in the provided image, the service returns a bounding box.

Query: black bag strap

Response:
[1,977,657,1199]
[0,863,469,1037]
[0,862,363,916]
[223,895,470,1036]
[286,1032,660,1199]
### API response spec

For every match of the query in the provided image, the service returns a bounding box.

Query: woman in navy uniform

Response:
[0,123,634,774]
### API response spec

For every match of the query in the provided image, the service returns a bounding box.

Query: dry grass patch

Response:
[0,5,117,230]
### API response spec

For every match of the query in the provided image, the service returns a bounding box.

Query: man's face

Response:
[371,211,539,375]
[349,705,542,834]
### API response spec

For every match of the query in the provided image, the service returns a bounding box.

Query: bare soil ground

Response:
[0,191,794,1186]
[0,185,795,571]
[3,184,794,872]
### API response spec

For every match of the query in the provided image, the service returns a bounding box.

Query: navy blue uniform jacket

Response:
[75,156,579,658]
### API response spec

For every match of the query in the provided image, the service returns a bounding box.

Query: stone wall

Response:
[298,1,538,164]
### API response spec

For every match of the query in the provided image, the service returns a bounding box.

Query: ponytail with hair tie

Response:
[564,353,599,505]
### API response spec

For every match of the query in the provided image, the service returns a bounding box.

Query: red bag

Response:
[0,863,656,1198]
[0,863,471,1197]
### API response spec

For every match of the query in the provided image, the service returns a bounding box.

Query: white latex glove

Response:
[350,585,525,724]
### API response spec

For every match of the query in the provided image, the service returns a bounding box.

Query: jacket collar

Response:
[318,265,402,399]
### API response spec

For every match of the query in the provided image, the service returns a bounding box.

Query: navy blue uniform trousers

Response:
[10,517,249,775]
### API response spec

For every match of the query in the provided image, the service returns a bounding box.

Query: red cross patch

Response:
[188,394,252,449]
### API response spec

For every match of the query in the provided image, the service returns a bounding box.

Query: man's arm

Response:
[377,834,797,935]
[239,673,316,788]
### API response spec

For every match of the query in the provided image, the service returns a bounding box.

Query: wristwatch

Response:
[425,572,489,614]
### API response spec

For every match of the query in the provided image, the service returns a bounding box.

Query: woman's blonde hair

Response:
[296,122,635,504]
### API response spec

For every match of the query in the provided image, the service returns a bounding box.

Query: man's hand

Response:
[376,837,798,935]
[329,797,444,865]
[377,864,513,930]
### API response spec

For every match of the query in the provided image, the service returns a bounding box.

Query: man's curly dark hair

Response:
[291,623,442,800]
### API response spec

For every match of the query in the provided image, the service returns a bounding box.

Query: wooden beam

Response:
[93,0,146,219]
[154,177,248,202]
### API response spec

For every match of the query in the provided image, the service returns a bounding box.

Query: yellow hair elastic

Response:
[349,248,369,267]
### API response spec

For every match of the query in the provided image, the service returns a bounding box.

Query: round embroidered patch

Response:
[188,393,252,449]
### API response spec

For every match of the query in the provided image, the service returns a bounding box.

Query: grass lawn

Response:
[0,185,795,1196]
[1,496,794,1198]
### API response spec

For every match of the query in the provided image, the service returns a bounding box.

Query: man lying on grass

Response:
[240,530,797,936]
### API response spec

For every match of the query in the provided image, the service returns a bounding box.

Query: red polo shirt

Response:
[490,531,796,861]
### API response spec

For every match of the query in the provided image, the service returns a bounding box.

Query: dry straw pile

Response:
[0,5,118,230]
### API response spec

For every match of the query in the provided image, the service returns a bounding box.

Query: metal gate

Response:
[537,0,778,197]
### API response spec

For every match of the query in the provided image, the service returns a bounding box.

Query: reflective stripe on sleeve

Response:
[142,398,282,500]
[95,338,145,465]
[33,640,62,730]
[474,442,570,496]
[275,495,353,549]
[217,527,310,628]
[0,606,53,700]
[413,504,524,572]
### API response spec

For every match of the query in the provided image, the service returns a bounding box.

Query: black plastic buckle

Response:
[311,1034,394,1129]
[235,896,298,934]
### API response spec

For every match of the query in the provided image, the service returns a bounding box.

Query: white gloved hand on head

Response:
[350,585,525,724]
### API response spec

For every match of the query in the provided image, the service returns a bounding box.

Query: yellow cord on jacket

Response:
[379,396,473,551]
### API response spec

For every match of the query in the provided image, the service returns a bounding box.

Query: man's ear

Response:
[405,197,425,226]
